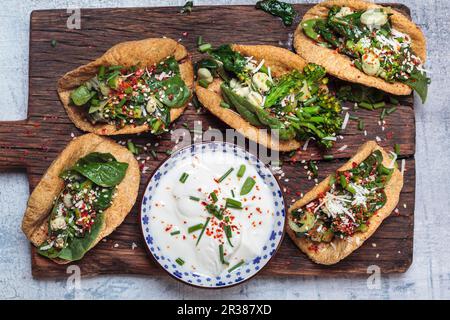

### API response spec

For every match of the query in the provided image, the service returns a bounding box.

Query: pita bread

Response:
[286,141,403,265]
[58,38,194,135]
[195,44,314,151]
[21,133,140,264]
[294,0,426,96]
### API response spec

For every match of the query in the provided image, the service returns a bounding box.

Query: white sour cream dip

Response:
[148,150,276,277]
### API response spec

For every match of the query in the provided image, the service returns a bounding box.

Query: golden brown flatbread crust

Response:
[58,38,194,135]
[196,44,309,151]
[286,141,404,265]
[21,133,140,264]
[294,0,426,96]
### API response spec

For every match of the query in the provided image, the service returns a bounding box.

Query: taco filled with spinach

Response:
[195,44,343,151]
[21,133,140,263]
[58,38,194,135]
[294,0,429,102]
[286,141,403,265]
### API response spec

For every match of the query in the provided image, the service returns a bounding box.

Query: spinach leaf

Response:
[155,56,180,75]
[404,70,430,103]
[210,45,247,76]
[180,1,193,14]
[72,153,128,187]
[70,85,95,106]
[94,187,115,210]
[157,75,190,108]
[57,212,105,261]
[256,0,297,26]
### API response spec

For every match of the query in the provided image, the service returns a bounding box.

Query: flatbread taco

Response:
[294,0,430,102]
[286,141,403,265]
[195,44,343,151]
[21,133,140,264]
[58,38,194,135]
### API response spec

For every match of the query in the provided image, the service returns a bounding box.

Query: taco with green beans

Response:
[286,141,403,265]
[21,133,140,263]
[195,44,343,151]
[58,38,194,135]
[294,0,429,102]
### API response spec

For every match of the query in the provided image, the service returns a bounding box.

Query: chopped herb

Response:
[180,1,193,14]
[380,108,387,120]
[237,165,246,178]
[231,189,235,198]
[389,96,399,105]
[175,257,185,266]
[127,141,138,155]
[226,198,243,209]
[206,204,223,220]
[196,217,210,246]
[165,149,173,156]
[349,115,359,121]
[189,196,200,201]
[240,177,256,195]
[359,102,374,110]
[217,167,234,183]
[358,119,365,131]
[224,225,233,247]
[50,39,57,48]
[198,43,212,53]
[210,192,218,203]
[220,101,230,108]
[323,154,334,161]
[386,107,397,115]
[373,102,386,109]
[197,36,203,46]
[188,223,204,233]
[308,161,318,178]
[228,260,245,273]
[150,150,157,159]
[179,172,189,183]
[219,244,229,265]
[170,230,181,236]
[394,143,401,155]
[198,79,209,88]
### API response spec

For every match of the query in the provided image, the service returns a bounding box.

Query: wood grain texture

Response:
[0,3,415,278]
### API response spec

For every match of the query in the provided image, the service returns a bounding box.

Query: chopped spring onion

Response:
[394,143,401,155]
[386,107,397,115]
[196,217,210,246]
[179,172,189,183]
[219,244,229,265]
[198,79,209,88]
[188,223,204,233]
[323,154,334,161]
[197,35,203,46]
[373,102,386,109]
[217,167,234,183]
[220,101,230,108]
[175,258,185,266]
[231,189,235,198]
[237,165,246,178]
[210,192,218,203]
[228,260,245,273]
[226,198,243,209]
[358,119,365,131]
[198,43,212,53]
[127,141,138,155]
[189,196,200,202]
[170,230,181,236]
[224,225,233,247]
[240,177,256,195]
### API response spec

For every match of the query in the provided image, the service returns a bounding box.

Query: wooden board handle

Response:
[0,120,32,171]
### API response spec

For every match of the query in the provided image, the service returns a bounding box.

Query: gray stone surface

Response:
[0,0,449,299]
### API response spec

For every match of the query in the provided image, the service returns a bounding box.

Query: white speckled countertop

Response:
[1,0,449,299]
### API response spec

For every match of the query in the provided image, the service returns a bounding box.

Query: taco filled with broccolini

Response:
[286,141,403,265]
[294,0,429,102]
[195,44,343,151]
[58,38,194,135]
[21,134,140,263]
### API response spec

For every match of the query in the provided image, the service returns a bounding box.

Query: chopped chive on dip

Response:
[175,257,185,266]
[210,192,218,203]
[219,244,229,265]
[179,172,189,183]
[225,198,243,209]
[228,259,245,273]
[237,165,246,178]
[189,196,200,202]
[188,223,204,233]
[240,177,256,196]
[196,217,210,246]
[217,167,234,183]
[170,230,181,236]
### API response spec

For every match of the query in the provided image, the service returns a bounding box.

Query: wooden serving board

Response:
[0,3,415,278]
